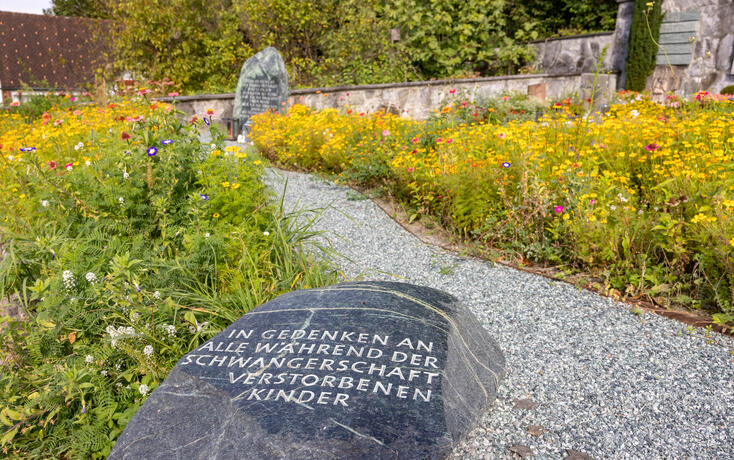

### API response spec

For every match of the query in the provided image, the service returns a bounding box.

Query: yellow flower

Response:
[730,238,734,248]
[221,181,230,188]
[213,213,220,218]
[231,183,241,190]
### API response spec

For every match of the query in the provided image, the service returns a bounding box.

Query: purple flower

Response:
[554,206,564,214]
[590,199,597,206]
[200,194,209,200]
[147,147,158,157]
[204,118,210,126]
[124,150,131,155]
[502,162,511,168]
[20,147,36,152]
[645,142,660,152]
[81,406,86,414]
[161,139,173,145]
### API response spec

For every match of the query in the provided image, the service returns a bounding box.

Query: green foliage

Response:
[721,85,734,95]
[237,0,416,87]
[0,98,337,456]
[384,0,534,77]
[625,0,663,91]
[109,0,253,93]
[46,0,111,18]
[505,0,619,39]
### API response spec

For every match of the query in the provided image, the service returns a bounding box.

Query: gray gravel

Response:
[261,167,734,460]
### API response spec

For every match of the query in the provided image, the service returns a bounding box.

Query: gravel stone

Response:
[261,167,734,459]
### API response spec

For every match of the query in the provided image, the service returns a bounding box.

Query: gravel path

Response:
[262,167,734,460]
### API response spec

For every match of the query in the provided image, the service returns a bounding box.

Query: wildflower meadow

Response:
[0,94,336,457]
[251,91,734,325]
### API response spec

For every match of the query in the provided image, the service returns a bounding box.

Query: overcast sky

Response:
[1,0,53,15]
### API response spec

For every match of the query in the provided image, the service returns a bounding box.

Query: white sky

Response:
[1,0,53,15]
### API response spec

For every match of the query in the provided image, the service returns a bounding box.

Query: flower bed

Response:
[251,92,734,325]
[0,94,336,457]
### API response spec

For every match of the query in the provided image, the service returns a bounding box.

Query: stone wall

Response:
[529,0,634,90]
[531,33,615,75]
[164,72,617,125]
[649,0,734,97]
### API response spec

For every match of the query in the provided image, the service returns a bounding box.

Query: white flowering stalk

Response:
[85,272,98,284]
[105,325,138,348]
[85,354,94,364]
[62,270,75,291]
[138,384,149,396]
[143,345,153,358]
[159,323,176,337]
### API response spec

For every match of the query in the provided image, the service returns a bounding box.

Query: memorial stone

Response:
[109,281,506,460]
[233,46,289,135]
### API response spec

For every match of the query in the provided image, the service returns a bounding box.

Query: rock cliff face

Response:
[649,0,734,97]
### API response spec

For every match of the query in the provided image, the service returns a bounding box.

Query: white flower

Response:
[237,134,246,144]
[131,312,140,322]
[41,200,49,207]
[118,197,125,204]
[143,345,153,357]
[204,233,210,238]
[74,142,84,151]
[164,324,176,337]
[66,165,73,171]
[123,171,130,179]
[189,319,209,334]
[210,143,217,150]
[85,354,94,364]
[85,160,91,166]
[138,384,149,396]
[106,325,138,348]
[263,231,270,236]
[116,382,122,388]
[62,270,75,290]
[609,205,617,211]
[629,109,640,118]
[153,291,161,299]
[101,370,108,376]
[85,272,98,283]
[7,155,14,161]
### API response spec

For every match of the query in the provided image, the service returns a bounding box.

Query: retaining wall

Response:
[162,72,617,123]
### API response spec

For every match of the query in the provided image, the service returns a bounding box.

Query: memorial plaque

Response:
[233,46,289,134]
[109,281,506,460]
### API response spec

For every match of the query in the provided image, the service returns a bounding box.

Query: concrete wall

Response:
[164,72,617,125]
[649,0,734,97]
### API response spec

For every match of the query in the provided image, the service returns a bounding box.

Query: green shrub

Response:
[721,85,734,95]
[625,1,663,91]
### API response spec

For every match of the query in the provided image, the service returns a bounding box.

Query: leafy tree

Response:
[45,0,111,18]
[109,0,252,93]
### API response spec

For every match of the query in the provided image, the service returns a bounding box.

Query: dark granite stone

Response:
[109,281,506,460]
[233,46,289,134]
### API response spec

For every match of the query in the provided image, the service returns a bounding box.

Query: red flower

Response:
[48,161,57,170]
[189,115,198,124]
[121,131,131,141]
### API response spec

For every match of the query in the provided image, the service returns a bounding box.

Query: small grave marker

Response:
[109,281,506,459]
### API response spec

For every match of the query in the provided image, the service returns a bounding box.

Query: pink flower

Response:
[446,138,453,144]
[382,129,390,137]
[449,88,456,94]
[498,132,506,139]
[408,167,414,172]
[168,92,179,97]
[10,101,20,107]
[65,163,73,170]
[645,143,660,152]
[54,119,64,126]
[554,206,564,214]
[411,137,419,144]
